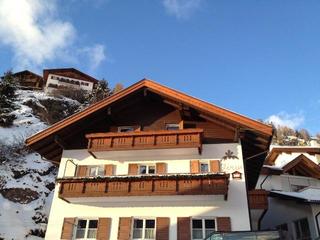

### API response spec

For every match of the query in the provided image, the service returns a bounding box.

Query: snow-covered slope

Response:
[0,90,80,240]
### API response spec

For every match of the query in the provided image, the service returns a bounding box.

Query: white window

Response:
[132,219,155,240]
[294,218,311,240]
[88,166,104,177]
[200,162,209,173]
[118,126,135,132]
[291,184,307,192]
[192,218,215,240]
[139,165,156,175]
[165,123,180,131]
[75,219,98,239]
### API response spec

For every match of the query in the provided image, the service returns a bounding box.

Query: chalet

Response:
[8,70,44,89]
[258,145,320,240]
[26,79,278,240]
[44,68,99,93]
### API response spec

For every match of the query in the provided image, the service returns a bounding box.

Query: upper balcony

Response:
[57,173,229,203]
[86,129,203,158]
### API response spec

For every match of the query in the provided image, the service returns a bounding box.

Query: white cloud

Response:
[163,0,203,19]
[0,0,106,70]
[79,44,106,71]
[265,112,305,129]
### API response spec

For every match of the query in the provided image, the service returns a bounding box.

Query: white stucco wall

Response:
[45,73,94,93]
[45,143,251,240]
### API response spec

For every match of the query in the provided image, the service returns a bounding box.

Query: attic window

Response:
[165,123,180,131]
[118,126,135,132]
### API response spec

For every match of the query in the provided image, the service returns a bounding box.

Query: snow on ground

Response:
[0,90,66,239]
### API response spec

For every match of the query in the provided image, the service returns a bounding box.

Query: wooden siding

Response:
[58,174,229,200]
[217,217,231,232]
[60,218,75,240]
[86,129,203,153]
[248,189,269,210]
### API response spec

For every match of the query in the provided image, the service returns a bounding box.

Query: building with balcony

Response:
[26,79,274,240]
[258,146,320,240]
[43,68,99,93]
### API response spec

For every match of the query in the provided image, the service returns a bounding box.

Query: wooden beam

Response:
[199,114,236,132]
[54,135,68,150]
[163,99,182,110]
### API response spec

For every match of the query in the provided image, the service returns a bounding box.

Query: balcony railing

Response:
[57,173,229,201]
[248,189,269,210]
[85,129,203,155]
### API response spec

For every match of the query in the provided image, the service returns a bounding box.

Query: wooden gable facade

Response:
[12,70,44,89]
[26,79,273,189]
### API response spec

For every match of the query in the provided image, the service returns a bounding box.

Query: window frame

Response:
[200,162,209,173]
[132,218,156,240]
[118,126,135,133]
[165,123,180,131]
[293,218,311,240]
[75,218,98,240]
[139,164,156,175]
[191,218,216,240]
[88,165,105,177]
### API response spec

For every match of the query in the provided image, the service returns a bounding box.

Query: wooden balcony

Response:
[248,189,269,210]
[57,173,229,202]
[85,129,203,157]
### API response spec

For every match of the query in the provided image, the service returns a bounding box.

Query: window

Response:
[294,218,311,240]
[276,223,288,239]
[291,184,307,192]
[192,219,215,240]
[88,166,104,177]
[200,162,209,173]
[133,219,155,240]
[139,165,156,175]
[118,126,135,132]
[75,219,98,239]
[165,123,180,131]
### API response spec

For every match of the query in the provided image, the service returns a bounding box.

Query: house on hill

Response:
[43,68,98,93]
[6,70,44,89]
[258,145,320,240]
[26,79,279,240]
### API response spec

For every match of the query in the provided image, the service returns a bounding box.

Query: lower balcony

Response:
[57,173,229,203]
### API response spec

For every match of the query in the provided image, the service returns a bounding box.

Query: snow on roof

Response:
[271,187,320,203]
[263,165,283,170]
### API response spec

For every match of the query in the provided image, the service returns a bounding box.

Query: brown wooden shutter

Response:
[217,217,231,232]
[210,160,220,173]
[104,164,114,176]
[156,217,170,240]
[61,217,75,240]
[97,218,111,240]
[190,160,200,173]
[76,166,87,177]
[128,164,138,175]
[177,217,191,240]
[118,217,132,240]
[156,163,167,174]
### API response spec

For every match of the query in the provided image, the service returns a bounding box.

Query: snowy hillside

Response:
[0,90,81,240]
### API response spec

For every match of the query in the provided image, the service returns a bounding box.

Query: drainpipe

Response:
[260,174,270,189]
[316,211,320,237]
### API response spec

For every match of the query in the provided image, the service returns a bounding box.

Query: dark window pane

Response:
[77,220,87,229]
[300,218,311,238]
[201,163,208,173]
[89,220,98,228]
[134,219,143,229]
[148,166,155,174]
[140,166,147,174]
[205,219,215,229]
[146,220,155,228]
[192,219,202,229]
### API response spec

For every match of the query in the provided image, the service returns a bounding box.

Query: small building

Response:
[258,146,320,240]
[43,68,99,93]
[26,79,278,240]
[11,70,44,89]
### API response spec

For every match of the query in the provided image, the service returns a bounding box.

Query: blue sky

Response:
[0,0,319,134]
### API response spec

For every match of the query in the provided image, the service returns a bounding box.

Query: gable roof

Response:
[13,70,43,79]
[265,146,320,165]
[26,79,272,147]
[282,154,320,179]
[43,68,98,84]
